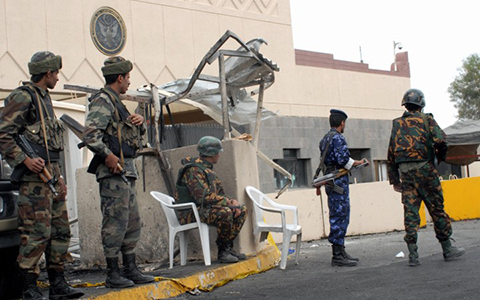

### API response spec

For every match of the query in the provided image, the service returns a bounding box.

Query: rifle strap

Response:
[316,131,337,177]
[32,88,53,173]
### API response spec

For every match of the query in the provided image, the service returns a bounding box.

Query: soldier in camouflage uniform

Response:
[83,56,154,288]
[175,136,247,263]
[319,109,368,267]
[0,52,83,300]
[387,88,465,267]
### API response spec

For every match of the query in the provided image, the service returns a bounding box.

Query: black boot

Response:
[407,243,420,267]
[21,270,47,300]
[122,253,155,284]
[342,245,359,262]
[227,240,246,261]
[440,239,465,261]
[47,268,84,299]
[217,240,238,263]
[105,257,134,288]
[331,244,357,267]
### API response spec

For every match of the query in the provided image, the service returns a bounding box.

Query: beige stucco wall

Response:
[76,139,260,266]
[0,0,406,120]
[265,181,404,243]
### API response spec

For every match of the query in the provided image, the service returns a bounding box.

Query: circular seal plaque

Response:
[90,7,126,56]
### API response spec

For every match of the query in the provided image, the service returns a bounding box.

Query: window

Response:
[273,149,309,189]
[374,160,389,182]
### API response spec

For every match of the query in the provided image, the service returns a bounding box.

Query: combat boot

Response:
[122,253,155,284]
[105,257,134,288]
[47,268,84,299]
[227,240,246,261]
[217,241,238,263]
[20,270,47,300]
[331,244,357,267]
[407,243,420,267]
[440,239,465,261]
[342,245,359,262]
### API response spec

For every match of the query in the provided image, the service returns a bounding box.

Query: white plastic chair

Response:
[245,186,302,269]
[150,191,211,268]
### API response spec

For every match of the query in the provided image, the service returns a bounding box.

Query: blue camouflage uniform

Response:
[319,128,355,245]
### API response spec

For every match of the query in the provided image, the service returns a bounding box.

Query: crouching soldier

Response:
[175,136,247,263]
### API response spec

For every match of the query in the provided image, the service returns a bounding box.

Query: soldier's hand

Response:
[105,153,120,174]
[129,114,144,126]
[230,199,242,218]
[58,176,67,198]
[23,157,44,174]
[393,183,402,193]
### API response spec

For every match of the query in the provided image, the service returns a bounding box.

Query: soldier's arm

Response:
[332,136,355,170]
[83,96,114,158]
[0,90,32,167]
[183,168,228,206]
[387,122,401,185]
[428,114,448,162]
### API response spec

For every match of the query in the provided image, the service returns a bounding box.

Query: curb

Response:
[86,245,281,299]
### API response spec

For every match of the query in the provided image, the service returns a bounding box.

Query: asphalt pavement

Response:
[182,219,480,300]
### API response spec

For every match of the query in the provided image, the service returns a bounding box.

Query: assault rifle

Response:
[312,159,369,194]
[16,135,58,195]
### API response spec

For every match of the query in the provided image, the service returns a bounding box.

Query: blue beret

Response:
[330,109,348,119]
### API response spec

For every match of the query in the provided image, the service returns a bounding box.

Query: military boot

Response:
[20,270,47,300]
[331,244,357,267]
[407,243,420,267]
[217,241,238,263]
[440,239,465,261]
[105,257,134,288]
[122,253,155,284]
[342,245,359,262]
[47,268,84,299]
[227,240,246,261]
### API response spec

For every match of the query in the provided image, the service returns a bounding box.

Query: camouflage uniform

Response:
[175,156,247,249]
[83,80,144,259]
[320,128,354,246]
[387,110,452,244]
[0,53,69,275]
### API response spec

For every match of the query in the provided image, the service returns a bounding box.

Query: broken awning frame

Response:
[64,30,292,198]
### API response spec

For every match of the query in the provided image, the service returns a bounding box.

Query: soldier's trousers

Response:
[17,180,70,275]
[99,176,141,258]
[326,175,350,245]
[180,204,247,244]
[400,163,452,244]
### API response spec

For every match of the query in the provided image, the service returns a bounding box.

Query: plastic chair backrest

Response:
[150,191,181,228]
[245,186,267,223]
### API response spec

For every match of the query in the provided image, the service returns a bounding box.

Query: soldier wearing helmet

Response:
[175,136,247,263]
[83,56,154,288]
[387,88,465,267]
[0,52,84,299]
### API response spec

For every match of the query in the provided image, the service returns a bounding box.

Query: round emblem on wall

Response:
[90,7,126,56]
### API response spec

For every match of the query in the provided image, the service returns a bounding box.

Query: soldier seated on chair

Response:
[175,136,247,263]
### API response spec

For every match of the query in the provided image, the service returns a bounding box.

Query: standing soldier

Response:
[175,136,247,263]
[387,88,465,267]
[83,56,154,288]
[0,52,83,300]
[318,109,368,267]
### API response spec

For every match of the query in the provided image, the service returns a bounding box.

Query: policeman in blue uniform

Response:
[319,109,368,266]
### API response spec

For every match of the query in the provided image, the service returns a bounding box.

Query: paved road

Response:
[186,219,480,300]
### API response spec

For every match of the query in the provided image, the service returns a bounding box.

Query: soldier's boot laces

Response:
[47,268,84,300]
[407,243,420,267]
[331,244,357,267]
[342,245,359,262]
[105,257,134,288]
[21,271,47,300]
[122,253,155,284]
[227,241,246,261]
[441,239,465,261]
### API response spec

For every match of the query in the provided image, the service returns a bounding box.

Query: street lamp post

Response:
[393,41,403,71]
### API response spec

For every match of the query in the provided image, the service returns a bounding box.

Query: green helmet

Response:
[197,136,223,157]
[402,88,425,108]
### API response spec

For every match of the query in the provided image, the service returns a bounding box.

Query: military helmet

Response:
[402,88,425,108]
[197,136,223,157]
